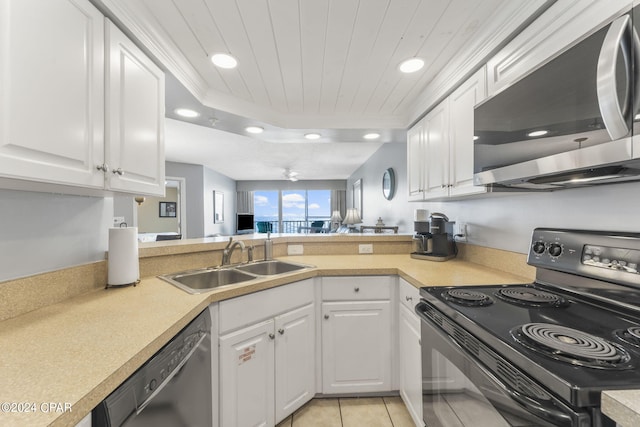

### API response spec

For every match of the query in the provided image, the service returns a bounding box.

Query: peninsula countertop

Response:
[0,254,534,427]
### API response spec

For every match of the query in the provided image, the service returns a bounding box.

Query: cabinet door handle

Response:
[406,296,413,302]
[354,287,360,292]
[96,164,109,172]
[278,328,285,335]
[268,333,275,340]
[112,168,124,176]
[324,314,330,320]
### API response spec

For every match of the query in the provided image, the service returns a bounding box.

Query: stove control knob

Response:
[532,241,546,254]
[548,243,563,258]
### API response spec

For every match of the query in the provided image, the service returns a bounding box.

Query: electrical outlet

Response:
[113,216,125,226]
[359,244,373,254]
[456,222,468,242]
[287,244,304,255]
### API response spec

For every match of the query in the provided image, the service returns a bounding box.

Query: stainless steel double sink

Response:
[159,260,314,294]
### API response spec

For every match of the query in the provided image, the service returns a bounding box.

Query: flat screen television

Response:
[236,213,255,233]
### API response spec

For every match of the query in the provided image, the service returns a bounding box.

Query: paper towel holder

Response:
[105,279,140,290]
[106,225,141,289]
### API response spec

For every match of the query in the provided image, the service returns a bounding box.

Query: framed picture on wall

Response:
[214,191,224,223]
[159,201,177,218]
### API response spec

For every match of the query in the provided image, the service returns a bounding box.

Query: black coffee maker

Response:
[411,212,456,261]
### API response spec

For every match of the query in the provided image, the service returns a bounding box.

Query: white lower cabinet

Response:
[220,318,275,427]
[321,276,393,394]
[398,280,424,426]
[274,304,316,421]
[218,280,315,427]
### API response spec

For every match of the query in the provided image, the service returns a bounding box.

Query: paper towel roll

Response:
[108,227,139,286]
[414,209,429,222]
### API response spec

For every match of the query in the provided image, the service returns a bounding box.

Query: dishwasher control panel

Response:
[93,308,211,427]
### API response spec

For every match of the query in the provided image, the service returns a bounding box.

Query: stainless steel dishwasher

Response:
[93,307,212,427]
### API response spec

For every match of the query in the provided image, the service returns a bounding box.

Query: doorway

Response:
[136,177,187,240]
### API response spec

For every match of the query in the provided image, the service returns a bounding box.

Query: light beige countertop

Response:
[0,254,532,427]
[602,390,640,427]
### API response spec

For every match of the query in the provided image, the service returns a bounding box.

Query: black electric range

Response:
[417,228,640,427]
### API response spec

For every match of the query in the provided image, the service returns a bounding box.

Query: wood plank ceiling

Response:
[99,0,550,180]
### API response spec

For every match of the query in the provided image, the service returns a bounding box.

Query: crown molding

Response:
[404,0,555,126]
[97,0,209,101]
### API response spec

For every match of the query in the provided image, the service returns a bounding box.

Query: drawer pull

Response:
[406,296,413,302]
[278,328,285,335]
[354,287,360,292]
[324,314,330,320]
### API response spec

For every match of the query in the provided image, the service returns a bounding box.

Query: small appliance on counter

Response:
[411,212,457,261]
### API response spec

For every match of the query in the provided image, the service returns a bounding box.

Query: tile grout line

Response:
[383,397,396,427]
[338,398,344,427]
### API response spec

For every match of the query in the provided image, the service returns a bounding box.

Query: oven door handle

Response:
[415,302,575,426]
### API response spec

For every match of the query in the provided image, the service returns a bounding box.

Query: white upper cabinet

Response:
[448,68,488,197]
[0,0,164,196]
[105,20,165,195]
[407,101,451,201]
[406,68,487,201]
[0,0,105,189]
[407,121,426,201]
[423,100,450,199]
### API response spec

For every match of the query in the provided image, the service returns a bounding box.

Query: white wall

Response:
[166,161,237,237]
[347,143,411,231]
[424,183,640,254]
[0,189,112,281]
[348,142,640,254]
[137,187,179,233]
[166,162,205,238]
[204,166,236,236]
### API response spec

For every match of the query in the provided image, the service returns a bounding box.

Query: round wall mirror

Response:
[382,168,395,200]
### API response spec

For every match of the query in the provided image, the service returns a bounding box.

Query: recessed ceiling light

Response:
[527,130,549,137]
[399,57,425,73]
[211,53,238,69]
[363,133,380,140]
[305,133,321,140]
[245,126,264,134]
[174,108,200,118]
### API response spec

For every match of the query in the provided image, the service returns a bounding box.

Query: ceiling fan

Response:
[283,169,299,182]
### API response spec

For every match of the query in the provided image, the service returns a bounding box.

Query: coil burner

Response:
[512,323,633,369]
[496,287,568,308]
[442,289,493,307]
[615,326,640,347]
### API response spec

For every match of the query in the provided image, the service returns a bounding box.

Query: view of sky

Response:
[254,190,331,221]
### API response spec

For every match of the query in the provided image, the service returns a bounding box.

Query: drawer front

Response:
[219,278,314,334]
[322,276,392,301]
[399,278,420,312]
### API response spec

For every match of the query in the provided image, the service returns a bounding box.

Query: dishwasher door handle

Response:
[136,332,208,414]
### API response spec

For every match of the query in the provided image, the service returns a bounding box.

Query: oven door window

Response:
[419,304,590,427]
[424,348,550,427]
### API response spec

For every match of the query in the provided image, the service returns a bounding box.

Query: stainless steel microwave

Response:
[474,5,640,189]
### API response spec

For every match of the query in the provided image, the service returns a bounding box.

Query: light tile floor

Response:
[276,396,416,427]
